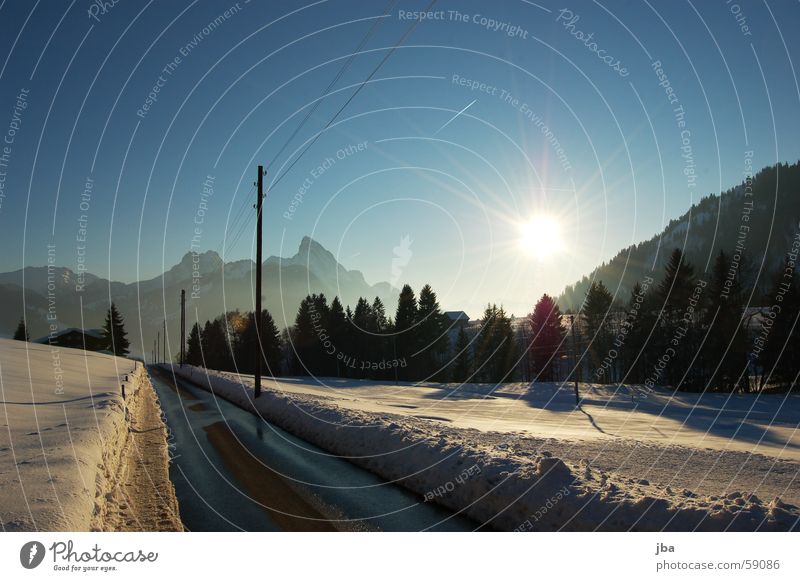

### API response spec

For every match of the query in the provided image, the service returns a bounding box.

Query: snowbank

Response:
[0,338,146,531]
[166,365,799,531]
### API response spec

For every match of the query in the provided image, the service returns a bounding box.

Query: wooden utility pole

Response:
[180,289,186,366]
[156,332,160,365]
[570,314,579,407]
[254,165,264,398]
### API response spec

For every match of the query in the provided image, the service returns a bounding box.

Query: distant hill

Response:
[0,236,398,358]
[559,162,800,310]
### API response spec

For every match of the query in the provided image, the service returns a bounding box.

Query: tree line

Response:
[183,283,520,384]
[527,247,799,392]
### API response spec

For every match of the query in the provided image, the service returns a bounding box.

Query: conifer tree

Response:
[292,296,316,375]
[102,303,130,356]
[620,282,654,384]
[394,285,418,379]
[701,250,749,392]
[237,309,282,376]
[13,317,28,341]
[475,304,516,383]
[582,281,613,382]
[328,297,348,376]
[415,284,449,379]
[760,256,800,390]
[529,294,565,382]
[657,248,696,323]
[370,297,388,331]
[200,318,229,370]
[185,322,202,366]
[655,249,698,389]
[451,326,472,382]
[351,297,373,378]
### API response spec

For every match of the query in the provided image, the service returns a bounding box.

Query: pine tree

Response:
[370,297,388,331]
[529,294,565,383]
[474,304,516,383]
[415,284,449,380]
[102,303,130,356]
[581,281,613,382]
[259,309,283,376]
[368,296,392,378]
[185,322,202,366]
[655,249,698,389]
[701,250,749,392]
[351,297,373,378]
[311,294,333,375]
[394,284,417,331]
[394,284,418,379]
[451,326,472,382]
[200,318,229,370]
[292,296,316,375]
[657,248,696,322]
[237,309,283,376]
[13,317,28,341]
[291,294,332,375]
[620,282,654,384]
[760,256,800,390]
[328,297,348,376]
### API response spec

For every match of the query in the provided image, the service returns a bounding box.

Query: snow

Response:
[166,366,800,531]
[244,378,800,462]
[0,338,142,531]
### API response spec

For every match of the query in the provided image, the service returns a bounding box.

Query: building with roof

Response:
[34,328,107,352]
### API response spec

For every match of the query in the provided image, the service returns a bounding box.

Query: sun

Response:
[518,215,565,260]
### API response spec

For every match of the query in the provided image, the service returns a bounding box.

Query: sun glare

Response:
[519,216,565,260]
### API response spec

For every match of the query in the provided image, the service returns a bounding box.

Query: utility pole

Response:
[180,289,186,367]
[392,335,398,385]
[570,314,579,407]
[156,332,160,365]
[254,165,264,398]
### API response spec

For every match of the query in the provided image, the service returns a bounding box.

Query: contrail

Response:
[435,99,477,134]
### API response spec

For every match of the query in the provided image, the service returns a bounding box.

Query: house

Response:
[34,328,107,351]
[444,311,470,328]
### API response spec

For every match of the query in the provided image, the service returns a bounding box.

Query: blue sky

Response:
[0,0,798,316]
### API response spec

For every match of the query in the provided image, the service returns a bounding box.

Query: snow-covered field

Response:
[167,365,800,531]
[0,338,146,531]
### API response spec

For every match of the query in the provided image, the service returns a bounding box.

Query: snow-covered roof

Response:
[33,327,104,343]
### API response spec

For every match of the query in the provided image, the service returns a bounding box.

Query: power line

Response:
[226,183,255,233]
[266,0,437,194]
[217,183,255,257]
[225,208,256,254]
[269,0,398,167]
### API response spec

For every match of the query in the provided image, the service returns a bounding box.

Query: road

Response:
[149,368,476,531]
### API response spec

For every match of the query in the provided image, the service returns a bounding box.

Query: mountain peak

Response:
[298,235,325,253]
[173,250,222,276]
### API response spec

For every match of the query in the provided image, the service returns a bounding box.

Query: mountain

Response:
[0,236,398,357]
[559,162,800,310]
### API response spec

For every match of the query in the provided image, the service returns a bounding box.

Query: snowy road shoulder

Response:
[166,365,799,531]
[0,338,176,531]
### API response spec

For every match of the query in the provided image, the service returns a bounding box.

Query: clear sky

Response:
[1,0,798,316]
